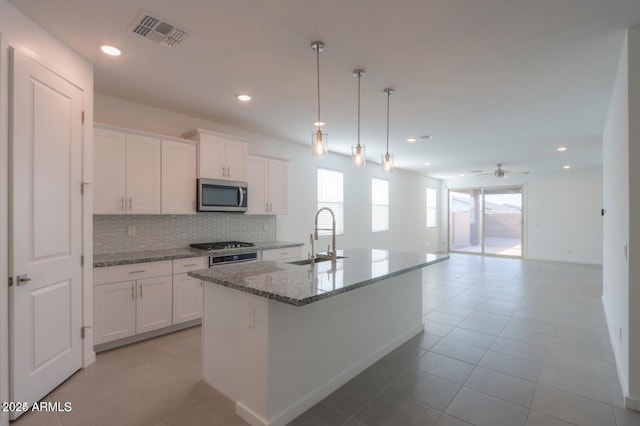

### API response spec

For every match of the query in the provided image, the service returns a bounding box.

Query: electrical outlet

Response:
[127,226,136,237]
[247,308,256,328]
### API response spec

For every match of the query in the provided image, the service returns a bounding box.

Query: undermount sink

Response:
[288,256,346,266]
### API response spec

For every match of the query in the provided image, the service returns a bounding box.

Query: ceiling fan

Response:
[473,163,529,178]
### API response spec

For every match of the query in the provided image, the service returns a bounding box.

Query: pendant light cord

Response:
[357,73,361,147]
[316,46,321,124]
[386,89,390,154]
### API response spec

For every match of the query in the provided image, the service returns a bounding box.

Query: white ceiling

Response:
[9,0,640,179]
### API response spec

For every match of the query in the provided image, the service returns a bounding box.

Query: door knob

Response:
[17,274,43,286]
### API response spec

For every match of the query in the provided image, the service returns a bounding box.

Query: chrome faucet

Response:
[313,207,337,263]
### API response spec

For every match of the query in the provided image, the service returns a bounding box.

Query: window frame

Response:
[371,177,389,233]
[427,187,437,228]
[317,168,344,236]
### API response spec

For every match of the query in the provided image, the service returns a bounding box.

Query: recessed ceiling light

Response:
[407,137,417,143]
[557,146,568,152]
[100,45,122,56]
[563,165,571,169]
[424,162,431,166]
[459,173,465,177]
[237,94,251,102]
[313,121,326,127]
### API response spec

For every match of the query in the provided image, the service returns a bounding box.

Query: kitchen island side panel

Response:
[202,283,270,424]
[266,269,423,426]
[202,269,423,426]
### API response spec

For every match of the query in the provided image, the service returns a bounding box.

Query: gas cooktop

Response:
[190,241,255,251]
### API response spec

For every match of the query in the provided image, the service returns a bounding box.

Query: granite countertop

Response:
[93,241,303,268]
[189,248,449,306]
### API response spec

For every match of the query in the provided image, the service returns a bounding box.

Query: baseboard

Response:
[525,255,602,266]
[625,396,640,411]
[94,319,201,353]
[236,402,269,426]
[256,322,424,426]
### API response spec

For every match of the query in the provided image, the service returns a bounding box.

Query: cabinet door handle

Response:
[121,196,125,211]
[270,202,273,212]
[128,270,146,274]
[183,263,197,267]
[129,197,133,211]
[265,202,269,212]
[131,284,134,300]
[139,285,143,299]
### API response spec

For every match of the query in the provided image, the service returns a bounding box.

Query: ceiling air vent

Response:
[131,12,188,47]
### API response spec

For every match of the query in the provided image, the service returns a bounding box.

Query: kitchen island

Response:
[189,248,448,426]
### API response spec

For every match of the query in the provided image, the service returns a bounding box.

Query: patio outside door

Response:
[448,186,523,258]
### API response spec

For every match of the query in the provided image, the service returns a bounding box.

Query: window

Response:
[372,178,389,232]
[427,187,437,228]
[317,168,344,235]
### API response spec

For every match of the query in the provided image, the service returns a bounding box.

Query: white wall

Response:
[603,24,640,407]
[443,168,603,265]
[602,32,631,400]
[94,93,443,255]
[0,1,94,425]
[628,22,640,407]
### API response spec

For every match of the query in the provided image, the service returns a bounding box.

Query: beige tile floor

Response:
[11,254,640,426]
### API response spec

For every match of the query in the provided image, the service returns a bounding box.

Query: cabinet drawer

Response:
[173,256,208,273]
[94,260,173,285]
[261,246,302,261]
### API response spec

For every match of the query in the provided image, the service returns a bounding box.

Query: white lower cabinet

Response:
[173,273,203,324]
[136,275,173,333]
[94,260,173,345]
[94,281,136,344]
[172,256,207,324]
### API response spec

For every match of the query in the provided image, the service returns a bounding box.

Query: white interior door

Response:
[9,48,83,420]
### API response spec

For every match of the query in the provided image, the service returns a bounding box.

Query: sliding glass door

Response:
[448,186,523,257]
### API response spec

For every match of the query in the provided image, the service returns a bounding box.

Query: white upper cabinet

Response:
[267,158,288,214]
[126,133,162,214]
[224,139,249,181]
[197,132,226,180]
[161,139,197,214]
[94,126,161,214]
[247,155,288,215]
[94,124,197,215]
[94,128,127,214]
[187,129,248,181]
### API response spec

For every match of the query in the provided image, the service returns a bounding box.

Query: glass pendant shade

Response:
[382,88,394,173]
[351,144,366,167]
[351,69,366,168]
[381,152,394,173]
[311,41,327,158]
[312,128,328,157]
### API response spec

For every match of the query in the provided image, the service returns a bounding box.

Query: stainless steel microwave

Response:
[197,178,248,212]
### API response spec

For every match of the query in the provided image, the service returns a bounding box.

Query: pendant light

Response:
[311,41,328,157]
[351,69,366,167]
[381,88,394,173]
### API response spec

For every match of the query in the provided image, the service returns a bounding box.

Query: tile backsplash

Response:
[94,213,276,254]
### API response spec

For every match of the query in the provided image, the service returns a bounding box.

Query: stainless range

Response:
[190,241,258,267]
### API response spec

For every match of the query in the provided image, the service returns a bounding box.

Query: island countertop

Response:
[189,248,448,306]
